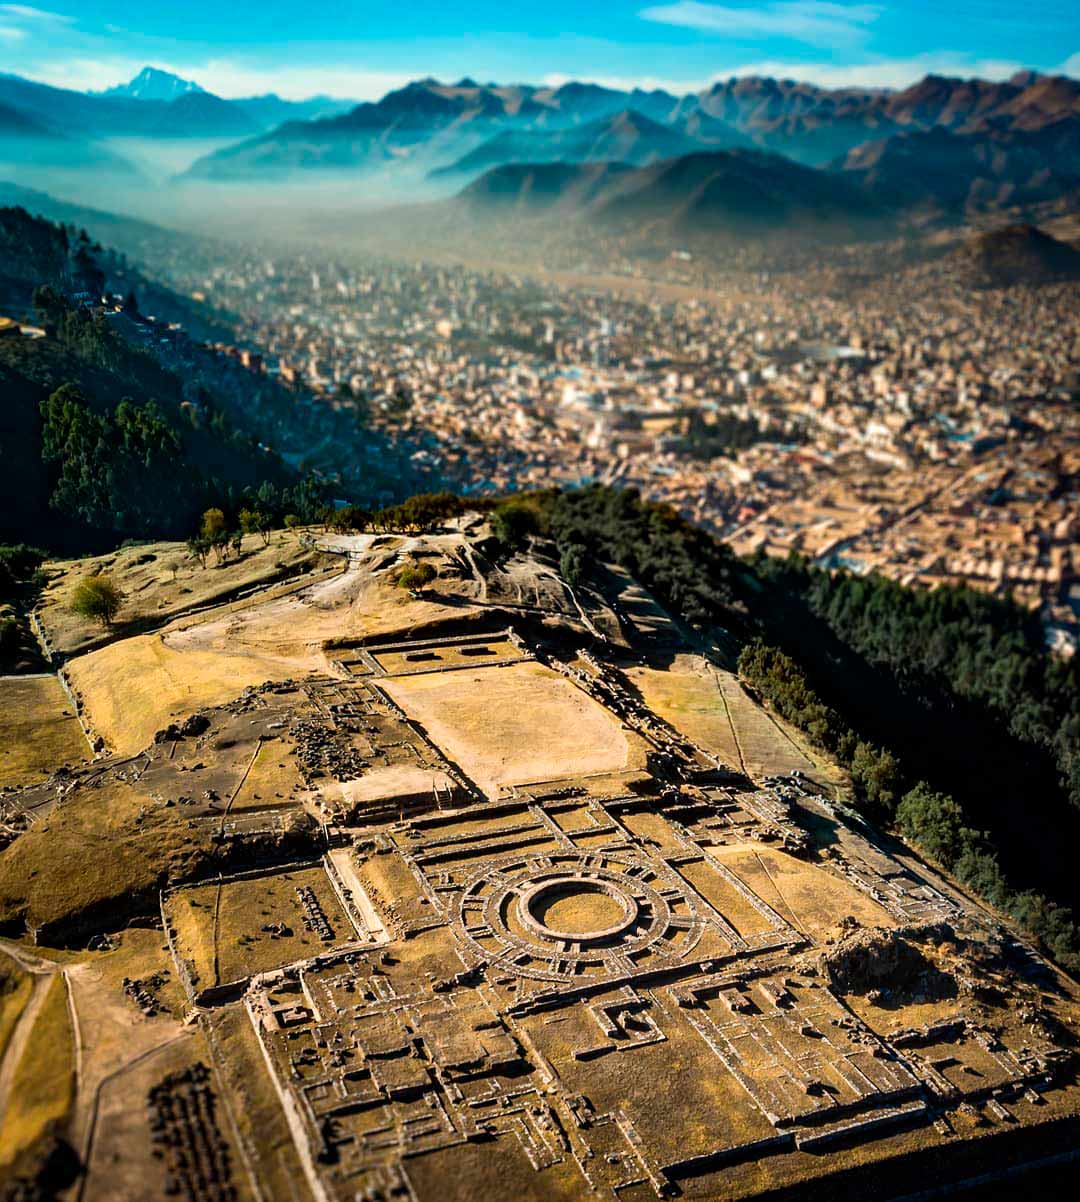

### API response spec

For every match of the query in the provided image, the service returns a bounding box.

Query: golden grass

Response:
[715,845,897,939]
[625,654,820,781]
[0,676,88,788]
[0,956,32,1069]
[0,974,74,1167]
[226,737,306,814]
[623,657,743,764]
[0,777,216,935]
[66,633,298,756]
[673,857,777,937]
[382,661,637,797]
[372,637,524,676]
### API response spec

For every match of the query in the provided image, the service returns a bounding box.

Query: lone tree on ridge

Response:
[70,574,125,626]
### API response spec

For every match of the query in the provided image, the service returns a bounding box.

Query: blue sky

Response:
[1,2,1077,99]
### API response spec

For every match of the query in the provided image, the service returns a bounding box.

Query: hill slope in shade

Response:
[952,224,1080,286]
[148,91,259,138]
[839,119,1080,213]
[461,148,883,237]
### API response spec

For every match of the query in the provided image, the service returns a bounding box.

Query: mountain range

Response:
[431,108,751,177]
[183,69,1080,182]
[0,67,355,149]
[3,64,1080,242]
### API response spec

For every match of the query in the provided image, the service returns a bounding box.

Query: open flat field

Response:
[165,865,358,993]
[39,535,322,656]
[623,655,743,764]
[714,844,897,939]
[372,636,525,675]
[224,734,307,815]
[0,675,88,788]
[382,660,639,798]
[624,654,821,779]
[713,669,821,779]
[60,530,508,758]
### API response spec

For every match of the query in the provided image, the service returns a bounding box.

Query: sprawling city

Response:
[1,4,1079,1202]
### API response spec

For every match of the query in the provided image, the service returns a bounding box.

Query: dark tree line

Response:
[39,382,326,541]
[543,484,748,633]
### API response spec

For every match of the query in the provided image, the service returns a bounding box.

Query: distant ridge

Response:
[839,119,1080,212]
[184,69,1080,188]
[432,108,735,178]
[0,70,354,140]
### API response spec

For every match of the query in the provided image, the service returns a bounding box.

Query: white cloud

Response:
[721,53,1027,89]
[547,51,1038,97]
[14,55,413,101]
[640,2,882,49]
[191,60,414,101]
[0,5,74,23]
[0,5,70,44]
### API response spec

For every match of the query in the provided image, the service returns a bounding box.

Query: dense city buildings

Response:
[158,246,1078,653]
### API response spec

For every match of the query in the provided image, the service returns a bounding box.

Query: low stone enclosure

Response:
[334,627,532,679]
[147,625,1080,1202]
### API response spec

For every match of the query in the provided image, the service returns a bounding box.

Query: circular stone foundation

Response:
[518,877,637,944]
[455,852,706,982]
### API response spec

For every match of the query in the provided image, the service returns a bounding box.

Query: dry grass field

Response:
[713,669,825,780]
[224,735,307,815]
[0,973,74,1169]
[623,655,743,764]
[713,844,897,939]
[0,955,33,1071]
[0,774,216,937]
[65,633,303,755]
[59,532,500,758]
[38,535,321,656]
[372,636,524,675]
[625,653,826,781]
[382,660,640,797]
[0,675,88,788]
[166,865,356,993]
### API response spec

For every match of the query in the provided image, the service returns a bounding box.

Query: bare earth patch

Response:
[382,661,638,798]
